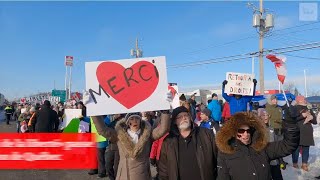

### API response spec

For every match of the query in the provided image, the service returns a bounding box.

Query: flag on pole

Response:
[266,54,287,84]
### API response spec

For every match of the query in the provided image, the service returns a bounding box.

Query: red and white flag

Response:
[266,54,287,84]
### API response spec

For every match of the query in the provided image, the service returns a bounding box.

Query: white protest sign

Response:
[85,56,170,116]
[21,108,27,114]
[61,109,82,128]
[168,83,180,109]
[224,72,254,96]
[20,95,60,105]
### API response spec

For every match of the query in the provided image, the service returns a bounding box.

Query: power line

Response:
[266,26,320,38]
[177,22,320,57]
[265,41,320,52]
[167,42,320,69]
[272,21,320,33]
[284,53,320,60]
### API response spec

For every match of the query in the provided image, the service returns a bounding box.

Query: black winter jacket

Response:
[158,125,218,180]
[34,106,59,132]
[216,111,300,180]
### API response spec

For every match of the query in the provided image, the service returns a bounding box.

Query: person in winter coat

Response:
[33,100,59,132]
[4,105,13,125]
[105,114,123,180]
[222,102,231,123]
[260,109,285,180]
[15,104,23,133]
[158,106,218,180]
[91,111,171,180]
[207,93,222,124]
[150,119,169,180]
[216,110,300,180]
[199,108,219,133]
[188,94,197,121]
[265,94,283,141]
[222,79,257,115]
[291,95,317,171]
[88,116,111,178]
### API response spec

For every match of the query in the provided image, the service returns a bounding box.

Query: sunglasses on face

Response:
[237,128,253,134]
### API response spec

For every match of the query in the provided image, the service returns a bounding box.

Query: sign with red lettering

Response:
[224,72,254,96]
[85,56,170,116]
[0,133,96,169]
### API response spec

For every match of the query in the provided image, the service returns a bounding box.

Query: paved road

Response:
[0,111,157,180]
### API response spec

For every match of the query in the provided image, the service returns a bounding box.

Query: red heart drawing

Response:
[20,98,26,103]
[96,61,159,109]
[168,86,177,99]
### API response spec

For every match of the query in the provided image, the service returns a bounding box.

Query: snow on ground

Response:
[282,125,320,180]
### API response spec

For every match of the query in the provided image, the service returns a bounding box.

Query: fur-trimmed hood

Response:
[115,118,152,159]
[216,112,269,154]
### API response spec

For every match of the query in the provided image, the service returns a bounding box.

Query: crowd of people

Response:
[2,79,320,180]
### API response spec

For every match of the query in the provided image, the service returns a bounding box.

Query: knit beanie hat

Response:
[171,106,189,121]
[201,108,212,117]
[179,94,186,101]
[125,112,142,125]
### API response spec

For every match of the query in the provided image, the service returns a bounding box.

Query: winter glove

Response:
[280,163,286,170]
[279,158,287,170]
[83,91,91,105]
[150,158,156,166]
[166,90,173,103]
[253,79,257,84]
[222,80,228,86]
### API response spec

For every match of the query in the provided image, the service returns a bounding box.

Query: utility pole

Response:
[249,0,274,95]
[130,37,143,58]
[259,0,264,95]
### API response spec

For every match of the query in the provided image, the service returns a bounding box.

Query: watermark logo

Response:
[299,3,318,21]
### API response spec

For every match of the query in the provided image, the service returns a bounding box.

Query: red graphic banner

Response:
[0,133,96,169]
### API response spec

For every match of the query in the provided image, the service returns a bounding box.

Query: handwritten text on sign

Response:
[85,56,170,116]
[224,72,254,96]
[0,133,96,169]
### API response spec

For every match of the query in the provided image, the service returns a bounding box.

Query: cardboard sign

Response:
[61,109,82,128]
[168,83,180,109]
[85,56,170,116]
[224,72,254,96]
[21,108,27,114]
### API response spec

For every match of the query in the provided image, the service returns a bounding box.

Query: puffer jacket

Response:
[216,111,300,180]
[222,86,255,115]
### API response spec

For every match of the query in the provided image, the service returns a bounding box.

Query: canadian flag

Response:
[266,54,287,84]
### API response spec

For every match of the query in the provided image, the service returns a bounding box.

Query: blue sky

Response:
[0,1,319,100]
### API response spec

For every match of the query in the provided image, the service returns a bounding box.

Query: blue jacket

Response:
[222,85,256,115]
[97,116,110,148]
[200,119,215,130]
[207,100,222,122]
